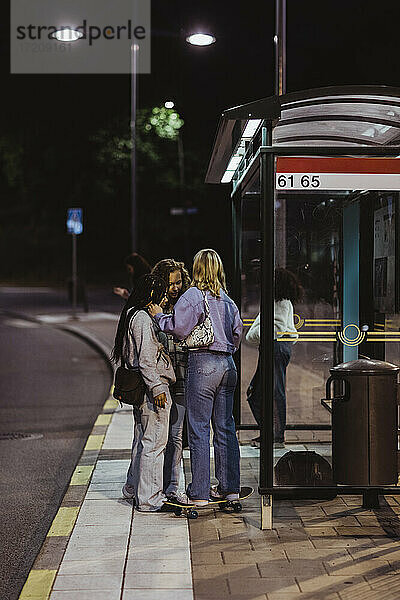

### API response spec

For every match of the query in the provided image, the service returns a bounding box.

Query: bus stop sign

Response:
[67,208,83,235]
[276,157,400,191]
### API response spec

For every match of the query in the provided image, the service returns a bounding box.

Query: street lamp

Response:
[164,101,175,109]
[186,33,216,46]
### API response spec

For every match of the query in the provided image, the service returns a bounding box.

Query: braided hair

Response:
[111,274,167,364]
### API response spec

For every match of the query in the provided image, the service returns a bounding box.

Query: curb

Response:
[0,310,119,600]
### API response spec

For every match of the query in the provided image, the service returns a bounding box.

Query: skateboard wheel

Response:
[188,509,198,519]
[233,502,242,513]
[174,508,182,516]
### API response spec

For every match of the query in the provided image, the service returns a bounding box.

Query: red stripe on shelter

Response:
[276,157,400,175]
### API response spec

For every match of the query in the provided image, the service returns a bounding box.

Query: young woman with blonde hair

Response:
[149,249,243,505]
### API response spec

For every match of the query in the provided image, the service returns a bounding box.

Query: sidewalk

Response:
[19,312,400,600]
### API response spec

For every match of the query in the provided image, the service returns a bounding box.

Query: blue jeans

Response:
[246,341,292,442]
[163,394,186,497]
[185,351,240,500]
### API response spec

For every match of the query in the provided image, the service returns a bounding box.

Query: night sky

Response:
[2,0,400,281]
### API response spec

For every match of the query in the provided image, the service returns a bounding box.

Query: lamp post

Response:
[274,0,287,96]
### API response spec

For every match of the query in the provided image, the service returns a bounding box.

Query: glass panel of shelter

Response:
[239,168,400,489]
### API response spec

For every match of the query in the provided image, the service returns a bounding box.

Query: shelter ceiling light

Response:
[51,28,83,42]
[242,119,262,139]
[186,33,216,46]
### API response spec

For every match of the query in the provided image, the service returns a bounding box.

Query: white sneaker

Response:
[210,486,239,502]
[122,484,135,499]
[189,498,209,507]
[167,492,191,506]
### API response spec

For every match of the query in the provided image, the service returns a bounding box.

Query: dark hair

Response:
[151,259,191,310]
[124,253,152,280]
[111,274,167,364]
[275,268,303,304]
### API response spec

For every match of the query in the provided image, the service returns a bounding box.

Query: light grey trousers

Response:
[126,389,171,511]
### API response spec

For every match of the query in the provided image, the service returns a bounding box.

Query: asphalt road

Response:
[0,312,112,600]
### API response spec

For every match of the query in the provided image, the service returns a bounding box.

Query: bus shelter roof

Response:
[205,85,400,184]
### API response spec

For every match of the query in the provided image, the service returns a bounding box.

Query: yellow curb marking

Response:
[19,569,57,600]
[70,464,94,486]
[47,507,80,537]
[84,434,105,451]
[95,413,112,426]
[103,396,118,410]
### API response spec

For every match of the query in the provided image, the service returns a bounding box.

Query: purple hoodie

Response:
[155,287,243,354]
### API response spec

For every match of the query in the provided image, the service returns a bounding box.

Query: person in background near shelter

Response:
[111,274,176,512]
[246,267,302,448]
[113,253,152,300]
[151,259,191,503]
[149,249,243,506]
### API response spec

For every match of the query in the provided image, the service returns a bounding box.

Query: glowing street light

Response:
[164,101,175,109]
[50,28,83,42]
[186,33,216,47]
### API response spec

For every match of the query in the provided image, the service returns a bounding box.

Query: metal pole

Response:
[260,124,275,529]
[72,233,77,317]
[130,43,138,252]
[274,0,286,96]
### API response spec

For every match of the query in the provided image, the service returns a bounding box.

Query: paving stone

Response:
[122,590,193,600]
[128,546,190,561]
[51,592,120,600]
[58,558,125,575]
[223,549,286,563]
[303,517,360,527]
[124,572,192,588]
[275,527,310,542]
[191,551,224,565]
[34,537,69,570]
[226,576,299,595]
[193,564,260,579]
[283,546,349,560]
[312,538,376,548]
[297,574,370,593]
[304,527,338,537]
[53,573,123,591]
[194,579,229,597]
[125,559,191,573]
[258,558,326,577]
[335,527,389,537]
[61,486,88,505]
[268,594,339,600]
[62,546,127,561]
[324,558,394,576]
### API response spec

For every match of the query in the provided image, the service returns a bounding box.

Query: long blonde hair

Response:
[191,249,227,298]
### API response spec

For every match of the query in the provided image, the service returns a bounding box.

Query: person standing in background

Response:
[246,267,302,448]
[113,253,152,300]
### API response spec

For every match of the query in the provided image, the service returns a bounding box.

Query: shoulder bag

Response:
[113,310,146,407]
[181,291,215,350]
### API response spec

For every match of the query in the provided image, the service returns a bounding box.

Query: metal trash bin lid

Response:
[330,358,399,376]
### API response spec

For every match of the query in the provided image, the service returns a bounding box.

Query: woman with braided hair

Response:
[111,274,177,512]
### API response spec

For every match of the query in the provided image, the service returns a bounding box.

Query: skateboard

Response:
[164,486,254,520]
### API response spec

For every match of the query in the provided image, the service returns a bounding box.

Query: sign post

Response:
[66,208,83,317]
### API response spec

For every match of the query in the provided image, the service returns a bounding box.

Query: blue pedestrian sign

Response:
[67,208,83,235]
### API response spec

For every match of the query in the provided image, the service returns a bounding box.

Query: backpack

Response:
[274,450,336,500]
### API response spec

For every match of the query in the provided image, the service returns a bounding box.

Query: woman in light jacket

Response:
[149,249,243,506]
[246,267,302,446]
[111,274,176,512]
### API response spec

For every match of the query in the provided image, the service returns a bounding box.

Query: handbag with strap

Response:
[113,310,146,407]
[181,291,215,350]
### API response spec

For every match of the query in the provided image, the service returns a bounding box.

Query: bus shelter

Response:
[205,86,400,528]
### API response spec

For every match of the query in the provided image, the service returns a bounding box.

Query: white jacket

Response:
[246,300,298,346]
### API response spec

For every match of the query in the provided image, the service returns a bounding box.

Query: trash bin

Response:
[325,358,399,486]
